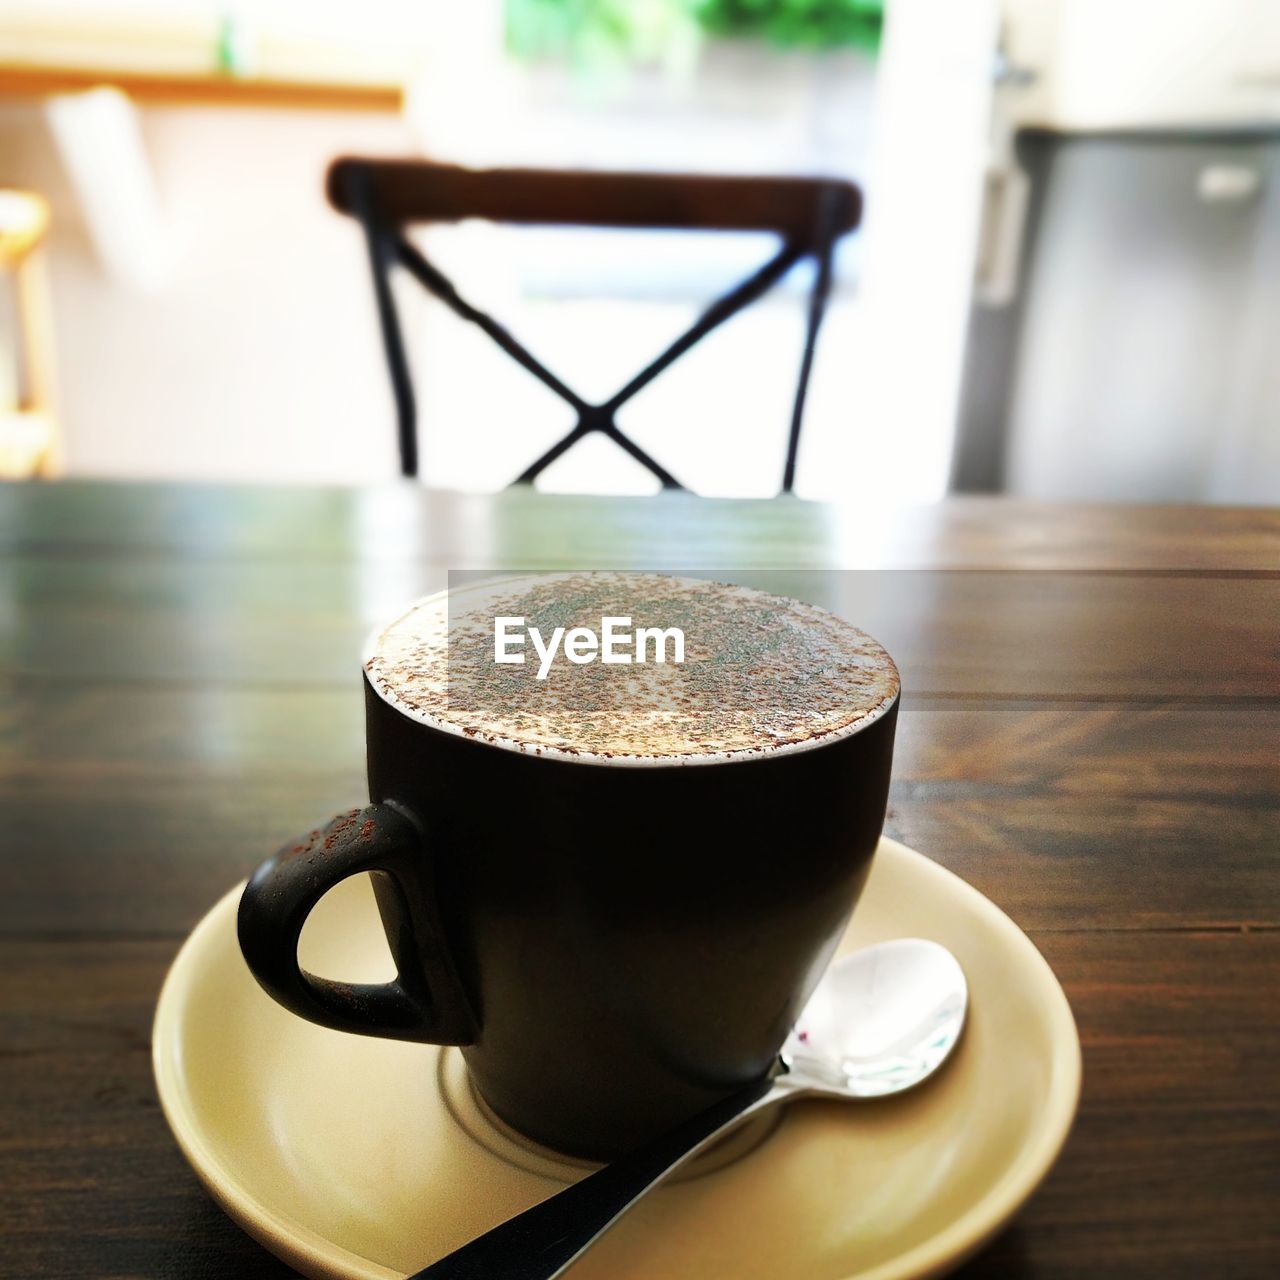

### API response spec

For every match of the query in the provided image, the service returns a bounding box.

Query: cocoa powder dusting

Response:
[365,574,898,764]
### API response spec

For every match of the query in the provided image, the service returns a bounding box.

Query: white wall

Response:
[849,0,997,503]
[1002,0,1280,129]
[0,102,414,482]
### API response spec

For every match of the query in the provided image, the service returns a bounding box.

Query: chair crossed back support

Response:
[328,159,861,492]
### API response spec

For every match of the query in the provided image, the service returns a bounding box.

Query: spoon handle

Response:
[409,1075,787,1280]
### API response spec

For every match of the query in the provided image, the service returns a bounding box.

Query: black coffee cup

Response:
[238,587,898,1159]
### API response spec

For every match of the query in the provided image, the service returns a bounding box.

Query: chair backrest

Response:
[328,158,861,492]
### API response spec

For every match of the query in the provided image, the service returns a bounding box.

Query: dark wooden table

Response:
[3,481,1277,1279]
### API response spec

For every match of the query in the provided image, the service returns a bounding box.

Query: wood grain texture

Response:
[3,559,1277,697]
[3,481,1279,569]
[958,930,1280,1280]
[3,932,1276,1280]
[1,481,1277,1277]
[3,693,1276,935]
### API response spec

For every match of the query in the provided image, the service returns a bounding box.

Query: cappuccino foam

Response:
[365,574,898,764]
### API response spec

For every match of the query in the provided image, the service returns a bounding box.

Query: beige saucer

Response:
[153,839,1080,1280]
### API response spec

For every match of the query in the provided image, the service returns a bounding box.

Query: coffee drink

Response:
[366,573,898,760]
[240,573,899,1158]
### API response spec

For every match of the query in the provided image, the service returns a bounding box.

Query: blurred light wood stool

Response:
[0,188,60,478]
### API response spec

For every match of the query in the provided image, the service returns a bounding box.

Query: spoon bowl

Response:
[784,938,968,1098]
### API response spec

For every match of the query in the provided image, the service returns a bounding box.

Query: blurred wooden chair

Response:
[0,188,60,479]
[328,159,860,492]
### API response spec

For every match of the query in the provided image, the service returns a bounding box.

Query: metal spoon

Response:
[412,938,967,1280]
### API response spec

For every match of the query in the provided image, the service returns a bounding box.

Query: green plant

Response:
[505,0,697,69]
[504,0,884,67]
[691,0,883,52]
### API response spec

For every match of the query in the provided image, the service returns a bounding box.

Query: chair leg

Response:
[782,190,840,494]
[369,231,418,478]
[346,174,418,478]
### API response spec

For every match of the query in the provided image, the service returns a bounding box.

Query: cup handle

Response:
[237,803,477,1044]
